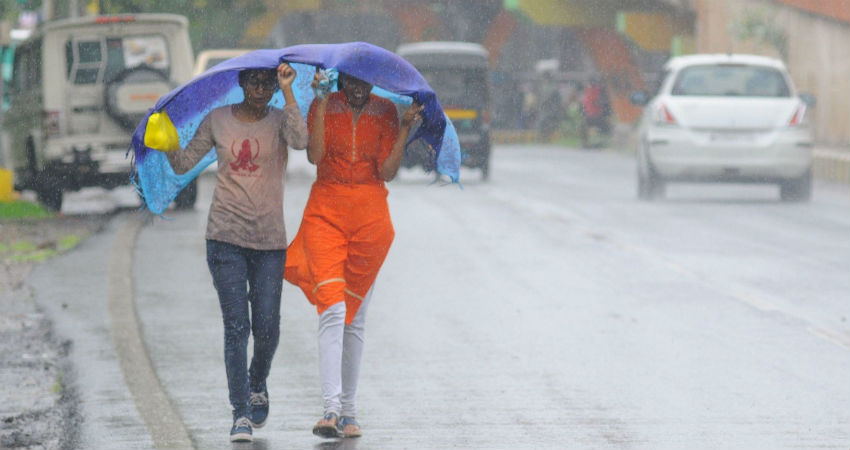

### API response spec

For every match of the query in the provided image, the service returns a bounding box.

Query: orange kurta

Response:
[285,91,398,324]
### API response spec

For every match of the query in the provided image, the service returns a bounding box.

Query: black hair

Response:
[238,68,277,87]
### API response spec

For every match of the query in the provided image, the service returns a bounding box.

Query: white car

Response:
[630,54,814,201]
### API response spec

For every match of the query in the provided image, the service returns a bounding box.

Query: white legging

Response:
[317,287,372,417]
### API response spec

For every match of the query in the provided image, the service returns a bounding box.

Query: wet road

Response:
[32,145,850,449]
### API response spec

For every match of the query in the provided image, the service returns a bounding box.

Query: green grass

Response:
[0,200,52,219]
[0,199,86,263]
[0,235,82,263]
[10,241,38,252]
[12,248,56,263]
[58,235,81,251]
[0,234,87,263]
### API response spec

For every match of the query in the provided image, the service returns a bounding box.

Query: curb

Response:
[109,217,195,450]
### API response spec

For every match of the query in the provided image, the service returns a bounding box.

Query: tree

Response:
[101,0,267,51]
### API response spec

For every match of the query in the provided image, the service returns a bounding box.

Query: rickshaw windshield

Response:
[419,67,488,108]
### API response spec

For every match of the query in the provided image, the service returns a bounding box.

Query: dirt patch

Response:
[0,214,112,450]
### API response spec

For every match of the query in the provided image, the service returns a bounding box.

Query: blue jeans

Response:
[206,240,286,417]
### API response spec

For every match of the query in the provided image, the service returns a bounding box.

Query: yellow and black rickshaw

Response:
[397,42,492,180]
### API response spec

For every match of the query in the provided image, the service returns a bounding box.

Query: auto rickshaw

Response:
[397,42,492,180]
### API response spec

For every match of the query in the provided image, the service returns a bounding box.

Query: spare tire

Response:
[104,65,175,132]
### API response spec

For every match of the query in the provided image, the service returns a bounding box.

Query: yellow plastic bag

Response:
[144,110,181,152]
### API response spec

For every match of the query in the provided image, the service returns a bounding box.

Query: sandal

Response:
[337,416,362,438]
[312,412,339,438]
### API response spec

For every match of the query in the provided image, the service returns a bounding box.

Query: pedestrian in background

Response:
[284,70,423,439]
[537,70,565,141]
[520,85,538,130]
[580,75,612,148]
[163,63,308,443]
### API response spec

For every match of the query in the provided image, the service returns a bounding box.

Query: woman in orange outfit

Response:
[285,71,423,439]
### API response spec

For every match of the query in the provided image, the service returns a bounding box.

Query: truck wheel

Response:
[25,141,39,188]
[174,178,197,209]
[26,141,63,211]
[37,187,63,212]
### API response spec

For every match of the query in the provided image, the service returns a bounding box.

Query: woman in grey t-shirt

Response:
[164,63,308,443]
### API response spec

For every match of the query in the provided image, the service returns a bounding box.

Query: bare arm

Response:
[166,115,214,174]
[278,63,298,106]
[277,63,308,149]
[306,79,328,164]
[380,102,423,181]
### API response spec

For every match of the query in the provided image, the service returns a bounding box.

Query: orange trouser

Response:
[285,182,394,324]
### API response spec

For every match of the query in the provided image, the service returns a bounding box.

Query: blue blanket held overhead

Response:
[130,42,461,215]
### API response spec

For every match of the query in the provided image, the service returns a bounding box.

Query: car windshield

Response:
[671,64,791,97]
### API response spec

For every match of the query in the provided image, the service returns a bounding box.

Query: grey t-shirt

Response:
[167,104,308,250]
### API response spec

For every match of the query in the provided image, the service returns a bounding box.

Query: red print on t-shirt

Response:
[230,138,260,173]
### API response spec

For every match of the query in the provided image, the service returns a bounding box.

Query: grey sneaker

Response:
[248,391,269,428]
[230,416,253,442]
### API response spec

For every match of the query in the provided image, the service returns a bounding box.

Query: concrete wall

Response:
[695,0,850,146]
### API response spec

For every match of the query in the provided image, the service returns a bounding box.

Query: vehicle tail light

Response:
[43,110,62,138]
[788,105,807,127]
[654,103,677,125]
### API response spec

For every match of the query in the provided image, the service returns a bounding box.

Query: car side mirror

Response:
[630,90,649,106]
[799,93,816,108]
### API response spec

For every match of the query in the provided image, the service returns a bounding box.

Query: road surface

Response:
[31,144,850,449]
